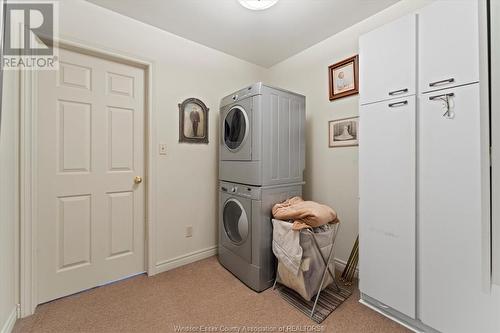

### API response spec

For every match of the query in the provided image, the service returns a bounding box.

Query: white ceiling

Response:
[86,0,399,67]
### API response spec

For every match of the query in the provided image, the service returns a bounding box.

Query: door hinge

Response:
[16,304,21,318]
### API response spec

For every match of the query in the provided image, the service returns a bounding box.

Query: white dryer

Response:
[219,82,306,186]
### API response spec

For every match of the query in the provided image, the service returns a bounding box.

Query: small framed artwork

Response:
[329,117,359,148]
[328,55,359,101]
[178,98,209,144]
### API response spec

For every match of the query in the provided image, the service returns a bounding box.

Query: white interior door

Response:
[359,96,416,318]
[37,48,145,304]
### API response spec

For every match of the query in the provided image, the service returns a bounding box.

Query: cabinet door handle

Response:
[388,100,408,108]
[429,78,455,87]
[429,92,454,101]
[388,88,408,96]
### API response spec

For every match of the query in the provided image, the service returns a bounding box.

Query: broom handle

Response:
[346,246,359,281]
[342,236,358,279]
[341,236,358,279]
[345,241,358,281]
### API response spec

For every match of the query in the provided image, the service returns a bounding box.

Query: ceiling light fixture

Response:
[238,0,279,11]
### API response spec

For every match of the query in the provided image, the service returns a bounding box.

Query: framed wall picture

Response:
[329,117,359,148]
[178,98,209,144]
[328,55,359,101]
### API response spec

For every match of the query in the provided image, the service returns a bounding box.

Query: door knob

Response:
[134,176,143,184]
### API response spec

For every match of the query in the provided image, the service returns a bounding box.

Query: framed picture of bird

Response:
[178,98,209,144]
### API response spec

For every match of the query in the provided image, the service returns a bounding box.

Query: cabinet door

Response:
[419,0,479,93]
[359,14,416,105]
[419,84,499,333]
[359,96,416,318]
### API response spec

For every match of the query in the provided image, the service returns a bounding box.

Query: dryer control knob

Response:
[231,187,237,193]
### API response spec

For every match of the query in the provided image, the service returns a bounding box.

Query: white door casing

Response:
[36,47,146,303]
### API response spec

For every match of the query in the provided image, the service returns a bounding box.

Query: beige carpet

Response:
[14,256,409,333]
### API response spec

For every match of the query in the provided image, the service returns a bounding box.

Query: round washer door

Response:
[224,106,249,151]
[223,198,249,244]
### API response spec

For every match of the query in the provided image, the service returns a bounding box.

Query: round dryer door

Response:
[224,106,248,151]
[223,198,249,244]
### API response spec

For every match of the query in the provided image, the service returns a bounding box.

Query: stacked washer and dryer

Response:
[218,82,306,292]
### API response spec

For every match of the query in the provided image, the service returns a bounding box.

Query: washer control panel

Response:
[219,181,261,200]
[220,82,262,108]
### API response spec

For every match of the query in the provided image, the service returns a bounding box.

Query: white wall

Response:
[3,1,498,327]
[56,0,267,272]
[0,70,20,332]
[1,1,496,328]
[27,0,436,278]
[266,0,431,263]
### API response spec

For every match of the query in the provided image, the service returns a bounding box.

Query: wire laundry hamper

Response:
[273,221,342,318]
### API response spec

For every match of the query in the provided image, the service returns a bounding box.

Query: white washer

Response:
[219,82,306,186]
[218,180,302,292]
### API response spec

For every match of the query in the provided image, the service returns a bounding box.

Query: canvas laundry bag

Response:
[272,219,337,301]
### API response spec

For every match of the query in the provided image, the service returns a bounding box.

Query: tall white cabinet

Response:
[358,13,417,319]
[359,1,500,332]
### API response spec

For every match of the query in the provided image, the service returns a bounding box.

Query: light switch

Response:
[159,144,167,155]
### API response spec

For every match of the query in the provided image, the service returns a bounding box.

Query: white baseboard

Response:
[1,308,17,333]
[155,245,218,274]
[334,257,359,278]
[154,248,356,280]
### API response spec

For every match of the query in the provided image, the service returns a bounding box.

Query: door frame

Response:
[19,37,157,317]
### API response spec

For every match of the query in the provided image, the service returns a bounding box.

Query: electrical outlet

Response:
[159,144,167,155]
[185,225,193,238]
